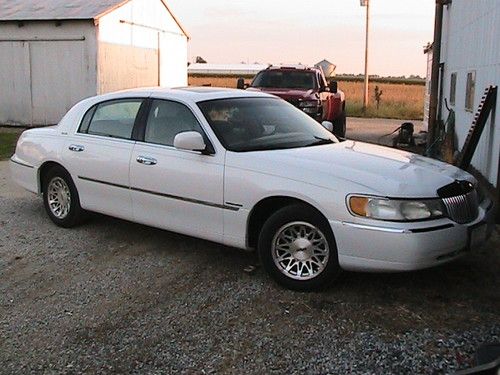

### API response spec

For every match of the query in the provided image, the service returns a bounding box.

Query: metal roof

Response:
[0,0,190,38]
[0,0,129,21]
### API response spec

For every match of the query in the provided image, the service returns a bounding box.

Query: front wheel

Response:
[42,166,84,228]
[332,110,346,138]
[258,204,341,291]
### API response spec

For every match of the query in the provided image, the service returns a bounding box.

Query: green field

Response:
[188,75,426,120]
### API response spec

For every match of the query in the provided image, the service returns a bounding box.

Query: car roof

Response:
[94,86,275,103]
[266,65,320,72]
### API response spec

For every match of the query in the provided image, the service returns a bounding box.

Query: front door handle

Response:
[136,156,157,165]
[69,144,84,152]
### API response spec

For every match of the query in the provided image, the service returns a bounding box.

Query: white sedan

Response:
[10,87,494,290]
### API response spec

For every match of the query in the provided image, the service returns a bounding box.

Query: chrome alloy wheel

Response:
[47,177,71,219]
[272,221,330,281]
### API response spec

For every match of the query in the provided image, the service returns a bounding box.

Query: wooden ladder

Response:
[455,85,498,169]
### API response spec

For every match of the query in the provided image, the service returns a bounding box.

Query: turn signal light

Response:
[349,196,368,216]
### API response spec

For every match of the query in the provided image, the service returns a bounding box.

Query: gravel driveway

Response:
[0,160,499,374]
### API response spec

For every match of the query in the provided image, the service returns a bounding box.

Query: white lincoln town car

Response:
[10,87,494,290]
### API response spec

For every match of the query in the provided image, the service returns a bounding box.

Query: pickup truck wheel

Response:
[258,204,341,291]
[333,111,346,138]
[42,166,84,228]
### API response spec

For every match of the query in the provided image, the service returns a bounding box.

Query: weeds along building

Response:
[434,0,499,188]
[0,0,189,126]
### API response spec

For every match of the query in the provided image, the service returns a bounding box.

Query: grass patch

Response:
[0,131,21,160]
[346,100,423,120]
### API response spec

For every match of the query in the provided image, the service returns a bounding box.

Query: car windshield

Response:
[197,97,338,152]
[251,70,317,90]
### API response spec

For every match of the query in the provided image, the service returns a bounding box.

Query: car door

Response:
[317,72,331,121]
[62,98,145,220]
[129,99,224,243]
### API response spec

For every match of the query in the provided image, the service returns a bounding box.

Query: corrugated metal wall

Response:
[440,0,500,186]
[97,0,188,93]
[98,42,159,93]
[0,21,98,126]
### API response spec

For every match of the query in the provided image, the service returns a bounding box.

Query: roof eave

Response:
[92,0,190,40]
[93,0,130,21]
[159,0,190,40]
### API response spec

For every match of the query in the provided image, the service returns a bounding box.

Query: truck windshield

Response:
[197,97,337,152]
[251,70,317,90]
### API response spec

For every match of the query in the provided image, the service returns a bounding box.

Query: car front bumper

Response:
[330,198,495,272]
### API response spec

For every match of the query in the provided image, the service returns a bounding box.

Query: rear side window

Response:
[79,99,143,139]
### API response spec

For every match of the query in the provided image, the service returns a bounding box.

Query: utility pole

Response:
[361,0,370,112]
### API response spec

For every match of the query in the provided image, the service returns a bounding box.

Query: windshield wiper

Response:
[306,136,335,146]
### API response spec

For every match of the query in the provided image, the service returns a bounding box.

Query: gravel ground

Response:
[1,155,499,374]
[347,117,424,147]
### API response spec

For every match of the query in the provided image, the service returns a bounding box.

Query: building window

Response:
[465,71,476,112]
[449,73,457,105]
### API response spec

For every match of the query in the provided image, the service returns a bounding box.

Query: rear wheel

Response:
[258,204,341,291]
[42,166,84,228]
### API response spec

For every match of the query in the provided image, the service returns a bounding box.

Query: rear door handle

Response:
[136,156,157,165]
[69,144,84,152]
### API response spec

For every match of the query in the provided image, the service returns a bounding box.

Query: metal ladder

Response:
[455,85,498,169]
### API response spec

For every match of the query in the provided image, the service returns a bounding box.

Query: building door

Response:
[0,39,91,126]
[0,42,31,125]
[30,40,90,125]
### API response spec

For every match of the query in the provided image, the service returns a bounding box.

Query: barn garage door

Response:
[0,42,31,125]
[30,41,89,125]
[0,39,92,126]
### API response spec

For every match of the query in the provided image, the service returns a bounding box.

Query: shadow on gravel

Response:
[79,211,500,333]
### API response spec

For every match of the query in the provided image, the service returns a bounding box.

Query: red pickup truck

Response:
[239,65,346,137]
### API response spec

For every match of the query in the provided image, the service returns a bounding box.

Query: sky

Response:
[167,0,435,77]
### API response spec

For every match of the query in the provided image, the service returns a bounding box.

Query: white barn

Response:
[0,0,189,126]
[437,0,499,187]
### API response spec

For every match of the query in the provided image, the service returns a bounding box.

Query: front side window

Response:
[465,71,476,112]
[198,97,337,152]
[449,72,457,106]
[80,99,142,139]
[144,100,204,147]
[251,70,317,90]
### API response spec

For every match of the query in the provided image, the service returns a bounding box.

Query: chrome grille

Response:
[442,189,479,224]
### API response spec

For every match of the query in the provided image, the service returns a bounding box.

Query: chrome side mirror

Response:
[329,81,338,94]
[321,121,334,132]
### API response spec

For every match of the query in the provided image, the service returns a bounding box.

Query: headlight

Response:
[299,100,320,108]
[348,195,445,221]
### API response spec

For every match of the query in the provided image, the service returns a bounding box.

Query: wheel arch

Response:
[246,195,331,249]
[38,161,71,194]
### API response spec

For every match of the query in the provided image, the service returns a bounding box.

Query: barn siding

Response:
[0,20,98,126]
[97,0,188,93]
[440,0,500,186]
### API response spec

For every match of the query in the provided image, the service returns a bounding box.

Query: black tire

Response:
[333,110,346,138]
[42,165,84,228]
[258,204,341,291]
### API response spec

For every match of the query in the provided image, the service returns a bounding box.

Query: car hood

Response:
[246,87,317,100]
[226,140,474,197]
